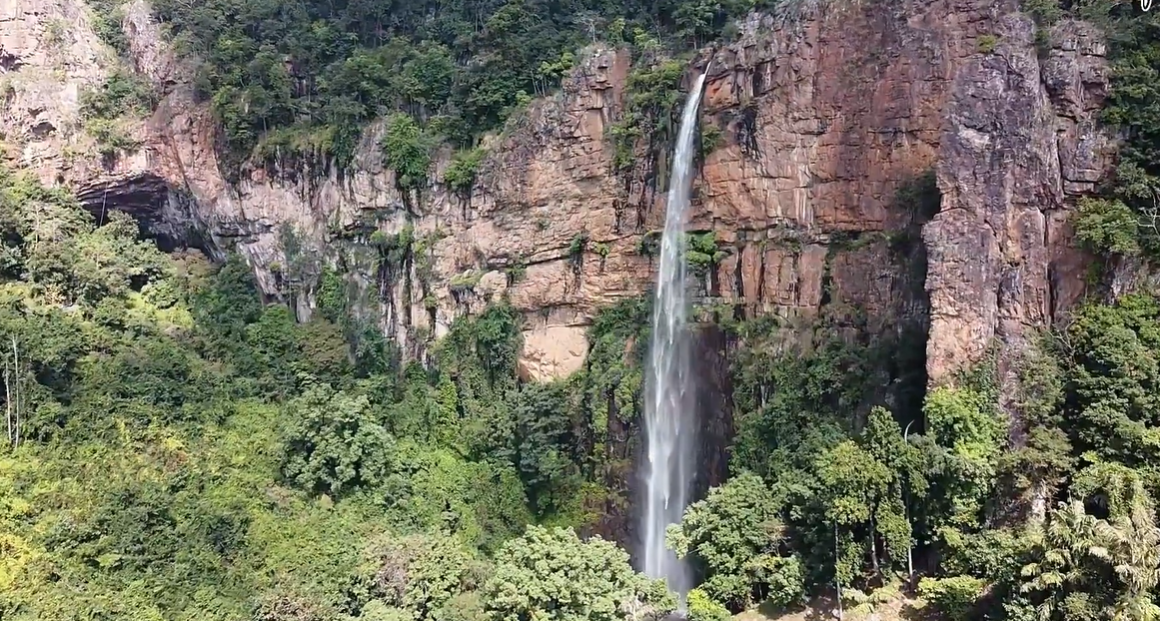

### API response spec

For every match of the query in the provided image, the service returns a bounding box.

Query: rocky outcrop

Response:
[0,0,1111,394]
[925,15,1109,422]
[0,0,116,182]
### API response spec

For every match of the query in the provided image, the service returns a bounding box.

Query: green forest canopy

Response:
[1,0,1159,619]
[112,0,761,171]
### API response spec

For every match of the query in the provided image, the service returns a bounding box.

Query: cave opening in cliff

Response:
[76,175,217,258]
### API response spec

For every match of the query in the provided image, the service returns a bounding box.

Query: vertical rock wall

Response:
[926,15,1109,425]
[0,0,1114,476]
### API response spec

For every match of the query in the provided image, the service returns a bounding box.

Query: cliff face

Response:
[0,0,1110,401]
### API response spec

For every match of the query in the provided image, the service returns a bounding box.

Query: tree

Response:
[1063,296,1160,471]
[482,526,675,621]
[1020,463,1160,621]
[382,113,432,193]
[858,407,920,578]
[364,534,481,620]
[667,472,803,610]
[507,381,579,517]
[816,441,891,587]
[923,385,1004,529]
[281,382,394,496]
[685,589,729,621]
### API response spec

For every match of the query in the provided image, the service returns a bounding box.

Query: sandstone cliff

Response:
[0,0,1111,407]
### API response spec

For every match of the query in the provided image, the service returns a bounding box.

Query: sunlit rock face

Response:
[1,0,1108,387]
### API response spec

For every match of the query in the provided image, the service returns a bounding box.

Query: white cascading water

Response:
[640,68,708,599]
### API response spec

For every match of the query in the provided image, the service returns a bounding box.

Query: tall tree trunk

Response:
[834,524,843,621]
[11,337,19,448]
[4,357,11,448]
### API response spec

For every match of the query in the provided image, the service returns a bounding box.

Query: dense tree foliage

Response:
[672,284,1160,618]
[0,169,670,620]
[667,472,804,609]
[133,0,761,173]
[482,526,675,621]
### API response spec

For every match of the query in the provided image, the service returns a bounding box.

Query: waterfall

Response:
[640,68,708,599]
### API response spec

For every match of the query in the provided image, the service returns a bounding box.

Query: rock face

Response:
[0,0,118,182]
[926,15,1109,424]
[0,0,1110,402]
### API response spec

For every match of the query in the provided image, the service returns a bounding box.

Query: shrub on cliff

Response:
[443,149,485,195]
[1074,197,1140,257]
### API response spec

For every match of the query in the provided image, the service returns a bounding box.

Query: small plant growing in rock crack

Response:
[977,34,1000,54]
[592,242,611,272]
[568,232,590,274]
[370,224,414,273]
[79,69,157,158]
[699,124,725,158]
[444,148,485,195]
[635,231,662,257]
[506,260,528,286]
[449,270,482,293]
[686,231,729,276]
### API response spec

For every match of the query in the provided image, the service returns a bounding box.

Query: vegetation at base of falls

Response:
[127,0,764,179]
[686,589,732,621]
[666,292,1160,620]
[483,526,676,621]
[667,472,806,610]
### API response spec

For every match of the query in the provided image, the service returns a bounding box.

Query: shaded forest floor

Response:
[737,593,933,621]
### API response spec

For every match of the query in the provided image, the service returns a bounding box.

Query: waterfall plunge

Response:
[640,69,708,599]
